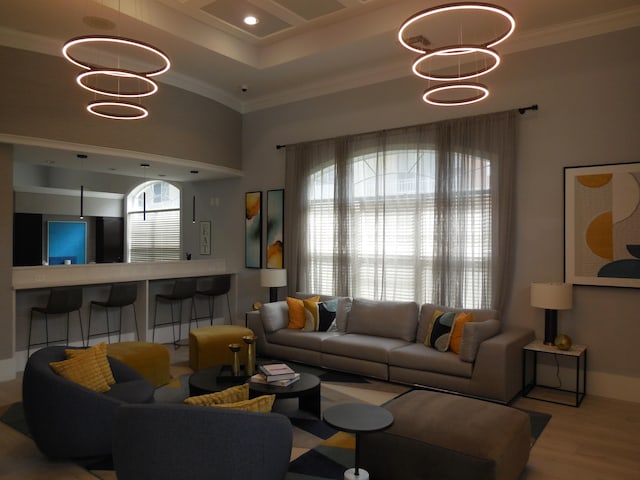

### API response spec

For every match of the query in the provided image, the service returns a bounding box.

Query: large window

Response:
[126,181,181,262]
[285,111,516,310]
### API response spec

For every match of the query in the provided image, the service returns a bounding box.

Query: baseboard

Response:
[588,371,640,403]
[0,356,17,382]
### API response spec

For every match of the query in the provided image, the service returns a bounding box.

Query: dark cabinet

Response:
[13,213,43,266]
[96,217,124,263]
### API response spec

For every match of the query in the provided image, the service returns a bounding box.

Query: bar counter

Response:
[11,259,237,374]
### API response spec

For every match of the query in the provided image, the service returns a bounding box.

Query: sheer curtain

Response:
[284,110,516,310]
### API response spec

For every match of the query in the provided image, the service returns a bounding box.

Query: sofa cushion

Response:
[302,299,337,331]
[449,312,474,354]
[347,298,419,342]
[322,334,410,364]
[388,343,473,378]
[266,328,342,351]
[260,301,290,333]
[459,319,502,363]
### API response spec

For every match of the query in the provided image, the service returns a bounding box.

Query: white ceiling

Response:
[2,0,640,181]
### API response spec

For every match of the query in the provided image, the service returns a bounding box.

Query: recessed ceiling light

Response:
[244,15,259,26]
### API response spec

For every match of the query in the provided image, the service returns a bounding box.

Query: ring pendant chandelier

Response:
[62,33,170,119]
[398,2,515,106]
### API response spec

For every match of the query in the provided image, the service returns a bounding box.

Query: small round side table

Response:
[323,402,394,480]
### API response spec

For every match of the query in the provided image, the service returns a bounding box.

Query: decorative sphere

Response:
[554,334,572,350]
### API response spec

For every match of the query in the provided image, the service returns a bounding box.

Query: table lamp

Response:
[260,269,287,303]
[530,282,573,345]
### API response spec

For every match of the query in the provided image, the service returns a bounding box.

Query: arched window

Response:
[126,180,181,262]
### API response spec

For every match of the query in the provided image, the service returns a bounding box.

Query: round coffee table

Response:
[249,372,321,418]
[188,366,247,396]
[323,402,394,480]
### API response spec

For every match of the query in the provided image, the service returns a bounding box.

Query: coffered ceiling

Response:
[1,0,639,181]
[2,0,639,113]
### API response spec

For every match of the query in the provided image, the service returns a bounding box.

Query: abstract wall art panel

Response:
[565,162,640,288]
[266,189,284,268]
[245,191,262,268]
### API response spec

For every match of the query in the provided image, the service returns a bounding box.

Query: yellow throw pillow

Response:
[449,312,474,354]
[184,383,249,406]
[286,296,320,329]
[66,343,116,385]
[207,395,276,413]
[303,299,320,331]
[50,351,111,393]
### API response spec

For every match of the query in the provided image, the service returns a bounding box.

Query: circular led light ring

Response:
[63,35,171,76]
[87,101,149,120]
[76,69,158,98]
[398,3,516,54]
[412,46,500,81]
[422,83,489,106]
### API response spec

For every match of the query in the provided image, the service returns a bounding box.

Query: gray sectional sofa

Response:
[247,296,534,403]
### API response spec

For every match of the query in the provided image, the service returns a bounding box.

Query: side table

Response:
[522,339,587,407]
[323,402,394,480]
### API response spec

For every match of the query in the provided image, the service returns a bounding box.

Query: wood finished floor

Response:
[1,346,639,480]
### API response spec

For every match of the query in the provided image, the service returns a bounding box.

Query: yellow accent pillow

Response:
[303,299,320,331]
[50,350,111,393]
[184,383,275,413]
[286,296,320,329]
[207,395,276,413]
[184,383,249,406]
[449,312,474,354]
[66,343,116,385]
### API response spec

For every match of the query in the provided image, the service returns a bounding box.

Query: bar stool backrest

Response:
[107,282,138,307]
[205,275,231,296]
[170,278,197,299]
[45,287,83,314]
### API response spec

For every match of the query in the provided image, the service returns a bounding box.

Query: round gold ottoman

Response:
[189,325,254,372]
[106,342,171,388]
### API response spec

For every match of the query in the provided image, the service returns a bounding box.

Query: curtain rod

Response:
[276,103,539,150]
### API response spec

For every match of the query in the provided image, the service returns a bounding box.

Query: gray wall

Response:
[0,46,242,170]
[238,27,640,401]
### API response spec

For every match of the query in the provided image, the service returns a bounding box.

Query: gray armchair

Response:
[22,346,155,461]
[113,403,293,480]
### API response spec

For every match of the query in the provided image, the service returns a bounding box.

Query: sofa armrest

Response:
[471,327,535,403]
[246,310,267,353]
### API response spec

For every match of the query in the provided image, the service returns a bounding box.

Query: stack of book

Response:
[250,363,300,387]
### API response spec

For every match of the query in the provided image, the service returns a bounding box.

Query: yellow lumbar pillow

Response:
[184,383,250,406]
[65,343,116,385]
[184,383,275,413]
[50,349,111,393]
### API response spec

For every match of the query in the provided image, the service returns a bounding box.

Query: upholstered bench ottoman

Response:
[189,325,254,371]
[359,390,531,480]
[106,342,171,388]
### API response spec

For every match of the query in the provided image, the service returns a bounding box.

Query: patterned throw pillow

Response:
[206,395,276,413]
[302,299,339,331]
[65,343,116,385]
[184,383,249,406]
[425,310,474,352]
[184,383,275,413]
[287,296,320,329]
[449,312,474,354]
[50,350,111,393]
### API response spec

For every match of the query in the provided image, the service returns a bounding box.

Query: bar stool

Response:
[153,278,199,349]
[28,287,84,356]
[195,274,232,325]
[88,282,139,345]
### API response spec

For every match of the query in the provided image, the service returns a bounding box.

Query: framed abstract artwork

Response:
[245,191,262,268]
[564,162,640,288]
[266,189,284,268]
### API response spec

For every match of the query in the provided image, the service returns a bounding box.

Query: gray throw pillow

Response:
[459,319,501,363]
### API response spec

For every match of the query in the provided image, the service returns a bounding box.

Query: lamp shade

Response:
[530,282,573,310]
[260,269,287,288]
